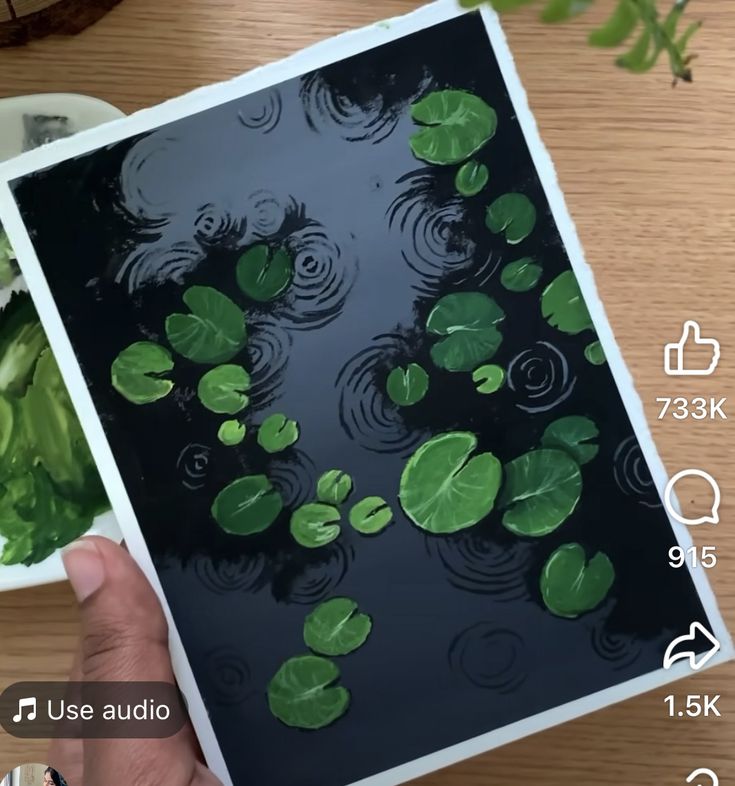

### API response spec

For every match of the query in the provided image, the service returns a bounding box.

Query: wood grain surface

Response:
[1,1,734,783]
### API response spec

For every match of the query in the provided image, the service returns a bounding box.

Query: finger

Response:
[62,537,207,786]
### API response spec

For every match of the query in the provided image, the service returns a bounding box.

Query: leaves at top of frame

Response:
[165,286,246,364]
[486,193,536,245]
[400,431,502,534]
[540,543,615,618]
[541,270,593,335]
[588,0,639,47]
[236,244,294,302]
[409,90,497,166]
[540,0,594,24]
[427,292,505,372]
[111,341,174,405]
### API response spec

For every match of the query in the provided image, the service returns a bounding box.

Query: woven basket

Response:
[1,0,123,47]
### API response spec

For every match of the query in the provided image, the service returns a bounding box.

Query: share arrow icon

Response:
[663,622,721,671]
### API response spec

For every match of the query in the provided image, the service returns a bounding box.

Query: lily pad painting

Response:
[7,9,719,786]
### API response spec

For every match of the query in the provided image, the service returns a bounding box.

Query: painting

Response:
[0,4,729,786]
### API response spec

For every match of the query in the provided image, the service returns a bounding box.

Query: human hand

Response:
[49,537,222,786]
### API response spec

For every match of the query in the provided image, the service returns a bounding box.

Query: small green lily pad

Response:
[304,597,372,656]
[472,364,505,394]
[386,363,429,407]
[486,193,536,245]
[349,496,393,535]
[541,270,593,335]
[211,474,283,535]
[316,470,353,506]
[500,257,542,292]
[541,543,615,618]
[290,503,341,548]
[197,364,250,414]
[111,341,174,405]
[258,413,299,454]
[268,654,350,729]
[218,420,246,446]
[455,160,489,197]
[541,415,599,465]
[584,340,606,365]
[500,449,582,537]
[236,244,294,302]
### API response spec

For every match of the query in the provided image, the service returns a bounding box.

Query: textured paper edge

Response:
[0,3,731,785]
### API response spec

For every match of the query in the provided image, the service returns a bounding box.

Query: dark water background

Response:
[11,12,708,786]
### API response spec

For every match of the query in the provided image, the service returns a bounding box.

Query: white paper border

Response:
[0,3,731,785]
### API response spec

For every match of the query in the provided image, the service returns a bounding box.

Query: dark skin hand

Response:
[49,537,223,786]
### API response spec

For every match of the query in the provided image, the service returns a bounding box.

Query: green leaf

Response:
[616,29,653,72]
[589,0,639,47]
[303,597,372,656]
[268,654,350,729]
[541,543,615,618]
[500,257,542,292]
[584,340,606,366]
[165,286,246,364]
[197,364,250,414]
[500,449,582,537]
[541,415,599,465]
[455,160,489,197]
[487,0,536,10]
[486,193,536,244]
[217,420,246,446]
[349,496,393,535]
[290,502,341,549]
[0,227,19,288]
[0,292,49,396]
[236,244,294,302]
[211,475,282,535]
[111,342,174,405]
[386,363,429,407]
[541,0,593,24]
[316,470,353,506]
[400,432,502,534]
[472,364,505,394]
[427,292,504,372]
[257,413,299,454]
[541,270,593,335]
[409,90,497,165]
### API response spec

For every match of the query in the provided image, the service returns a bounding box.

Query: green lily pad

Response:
[165,286,246,364]
[290,503,341,548]
[257,413,299,454]
[541,415,599,465]
[211,475,283,535]
[217,420,246,446]
[400,432,502,534]
[541,270,593,335]
[349,496,393,535]
[472,364,505,394]
[500,257,542,292]
[486,193,536,244]
[111,341,174,405]
[584,340,606,365]
[409,90,497,165]
[303,597,372,656]
[386,363,429,407]
[499,449,582,537]
[236,244,294,302]
[197,364,250,414]
[268,655,350,730]
[541,543,615,618]
[455,160,489,197]
[427,292,505,372]
[316,470,353,506]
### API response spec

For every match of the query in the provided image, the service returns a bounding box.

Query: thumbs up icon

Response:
[664,320,720,376]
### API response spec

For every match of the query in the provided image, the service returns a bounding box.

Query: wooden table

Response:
[1,1,734,783]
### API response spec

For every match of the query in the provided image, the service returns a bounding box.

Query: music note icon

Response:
[12,696,37,723]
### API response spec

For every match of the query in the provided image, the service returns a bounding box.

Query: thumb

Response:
[62,536,173,683]
[680,320,700,344]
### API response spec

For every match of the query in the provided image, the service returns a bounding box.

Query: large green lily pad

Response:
[500,449,582,537]
[427,292,505,373]
[400,432,502,534]
[541,543,615,618]
[268,655,350,729]
[304,597,372,656]
[211,475,283,535]
[111,341,174,405]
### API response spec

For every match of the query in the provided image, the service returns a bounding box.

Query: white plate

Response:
[0,93,125,592]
